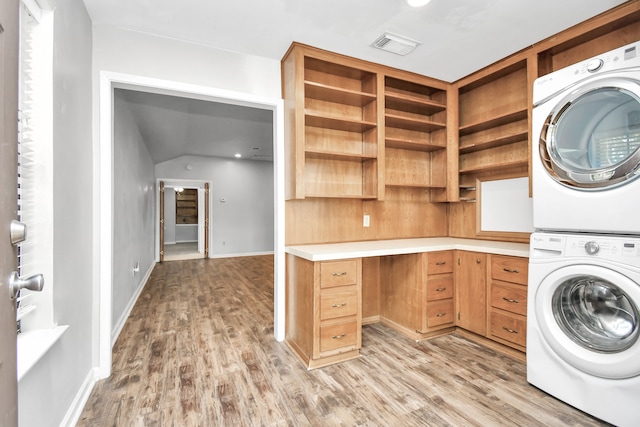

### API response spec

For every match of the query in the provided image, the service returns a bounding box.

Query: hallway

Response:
[163,242,202,261]
[76,255,606,426]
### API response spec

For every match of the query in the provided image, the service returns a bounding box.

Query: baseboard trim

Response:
[208,251,274,259]
[111,262,155,346]
[59,368,96,427]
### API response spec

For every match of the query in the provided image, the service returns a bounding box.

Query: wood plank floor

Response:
[77,255,609,426]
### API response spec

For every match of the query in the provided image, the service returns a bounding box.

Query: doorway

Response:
[159,180,210,262]
[98,73,285,379]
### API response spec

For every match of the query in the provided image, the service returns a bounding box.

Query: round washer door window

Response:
[539,78,640,189]
[552,275,639,353]
[535,264,640,379]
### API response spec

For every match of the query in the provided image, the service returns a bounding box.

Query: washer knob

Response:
[585,241,600,255]
[587,58,604,72]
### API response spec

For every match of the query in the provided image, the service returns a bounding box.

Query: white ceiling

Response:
[87,0,629,162]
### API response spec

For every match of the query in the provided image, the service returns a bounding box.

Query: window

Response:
[16,0,54,333]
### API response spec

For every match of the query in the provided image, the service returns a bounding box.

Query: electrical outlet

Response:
[363,215,370,227]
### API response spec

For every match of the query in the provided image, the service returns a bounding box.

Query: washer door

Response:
[539,77,640,190]
[536,264,640,379]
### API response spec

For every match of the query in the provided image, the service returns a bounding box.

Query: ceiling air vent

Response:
[371,32,420,56]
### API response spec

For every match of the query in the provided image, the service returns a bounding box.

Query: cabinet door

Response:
[455,251,486,335]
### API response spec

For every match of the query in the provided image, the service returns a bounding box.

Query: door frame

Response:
[157,179,211,261]
[97,71,285,378]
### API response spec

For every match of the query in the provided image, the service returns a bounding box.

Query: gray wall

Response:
[156,155,274,256]
[112,92,156,333]
[18,1,94,426]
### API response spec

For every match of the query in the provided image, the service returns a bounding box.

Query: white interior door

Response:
[0,0,20,424]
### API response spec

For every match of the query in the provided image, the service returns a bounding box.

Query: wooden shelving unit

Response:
[457,60,529,190]
[283,43,452,202]
[383,76,448,196]
[176,189,198,224]
[283,47,380,200]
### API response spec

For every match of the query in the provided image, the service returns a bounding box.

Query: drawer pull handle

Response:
[332,333,347,340]
[502,326,518,334]
[435,287,447,292]
[332,303,347,308]
[503,268,520,273]
[502,297,519,304]
[436,312,447,317]
[332,272,348,277]
[435,261,446,265]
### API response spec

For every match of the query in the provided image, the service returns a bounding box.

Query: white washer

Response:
[527,232,640,427]
[532,40,640,234]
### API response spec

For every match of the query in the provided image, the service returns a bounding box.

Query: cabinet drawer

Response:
[427,299,454,327]
[491,283,527,316]
[426,274,454,301]
[490,310,526,348]
[319,319,358,353]
[320,260,358,288]
[320,288,358,320]
[428,251,453,274]
[491,256,528,285]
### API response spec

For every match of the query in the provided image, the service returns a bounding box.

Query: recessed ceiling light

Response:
[234,153,242,158]
[407,0,431,7]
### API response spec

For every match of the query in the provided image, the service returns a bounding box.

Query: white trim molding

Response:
[96,71,285,379]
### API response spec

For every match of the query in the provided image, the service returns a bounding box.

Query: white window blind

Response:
[16,1,54,333]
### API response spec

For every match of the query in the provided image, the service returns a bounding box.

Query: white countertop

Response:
[286,237,530,261]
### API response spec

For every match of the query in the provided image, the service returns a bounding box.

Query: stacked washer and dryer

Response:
[528,41,640,426]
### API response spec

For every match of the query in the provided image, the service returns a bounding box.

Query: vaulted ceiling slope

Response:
[82,0,627,82]
[115,89,274,164]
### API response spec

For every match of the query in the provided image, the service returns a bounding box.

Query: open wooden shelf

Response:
[385,137,446,152]
[385,183,447,189]
[304,193,378,200]
[459,109,528,136]
[305,149,377,161]
[385,91,446,116]
[459,119,528,154]
[385,114,446,133]
[305,113,377,133]
[459,159,528,174]
[305,81,377,106]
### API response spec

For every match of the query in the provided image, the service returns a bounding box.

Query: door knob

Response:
[9,272,44,299]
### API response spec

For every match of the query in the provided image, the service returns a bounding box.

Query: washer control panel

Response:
[530,232,640,267]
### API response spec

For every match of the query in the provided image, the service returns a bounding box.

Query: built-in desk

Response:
[285,238,530,369]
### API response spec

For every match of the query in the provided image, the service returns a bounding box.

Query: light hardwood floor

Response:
[77,255,609,426]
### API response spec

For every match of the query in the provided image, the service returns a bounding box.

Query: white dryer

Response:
[527,232,640,427]
[532,40,640,234]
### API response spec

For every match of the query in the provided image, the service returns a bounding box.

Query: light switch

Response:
[363,215,370,227]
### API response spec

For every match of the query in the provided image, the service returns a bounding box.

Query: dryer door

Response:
[535,264,640,379]
[539,77,640,189]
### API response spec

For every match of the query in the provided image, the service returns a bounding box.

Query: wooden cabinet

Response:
[423,251,455,330]
[286,255,362,369]
[488,255,528,351]
[282,43,453,202]
[455,251,487,336]
[380,251,455,340]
